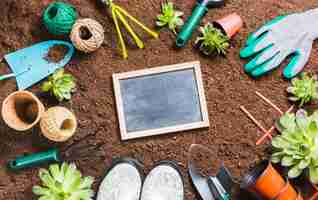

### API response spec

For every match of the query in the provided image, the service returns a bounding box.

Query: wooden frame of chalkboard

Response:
[113,61,209,140]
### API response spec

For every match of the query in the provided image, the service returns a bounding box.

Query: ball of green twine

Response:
[43,2,78,35]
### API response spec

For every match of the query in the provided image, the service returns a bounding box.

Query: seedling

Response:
[33,162,94,200]
[272,109,318,183]
[156,2,184,35]
[287,73,318,106]
[195,23,229,55]
[41,69,76,102]
[100,0,158,59]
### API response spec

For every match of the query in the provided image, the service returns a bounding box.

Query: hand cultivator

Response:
[99,0,158,59]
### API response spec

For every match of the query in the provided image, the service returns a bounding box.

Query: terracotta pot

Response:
[274,180,297,200]
[241,161,285,199]
[213,13,243,39]
[1,91,45,131]
[40,106,77,142]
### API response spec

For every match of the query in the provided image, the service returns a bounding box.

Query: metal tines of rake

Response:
[240,91,294,145]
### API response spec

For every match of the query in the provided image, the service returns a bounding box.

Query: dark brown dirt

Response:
[45,44,69,63]
[1,0,318,199]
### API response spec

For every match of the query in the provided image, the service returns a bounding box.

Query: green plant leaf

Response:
[156,2,183,34]
[288,166,302,178]
[281,156,295,166]
[287,73,318,106]
[33,162,94,200]
[41,81,53,92]
[310,166,318,184]
[42,69,76,101]
[32,186,51,196]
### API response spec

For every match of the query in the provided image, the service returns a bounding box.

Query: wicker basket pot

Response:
[40,106,77,142]
[1,91,45,131]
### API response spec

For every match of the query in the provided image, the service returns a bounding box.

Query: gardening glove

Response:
[240,8,318,79]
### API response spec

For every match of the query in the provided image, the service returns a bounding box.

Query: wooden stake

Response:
[255,105,294,145]
[255,91,283,114]
[240,106,268,134]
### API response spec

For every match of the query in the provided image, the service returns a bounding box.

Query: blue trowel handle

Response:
[176,3,208,47]
[8,148,60,170]
[0,73,16,81]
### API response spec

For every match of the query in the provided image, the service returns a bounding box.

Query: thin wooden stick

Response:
[256,126,274,145]
[310,183,318,200]
[256,105,294,145]
[255,91,283,114]
[240,106,268,133]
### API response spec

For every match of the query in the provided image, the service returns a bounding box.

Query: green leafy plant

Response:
[271,109,318,183]
[33,162,94,200]
[156,2,184,34]
[287,73,318,106]
[195,23,230,55]
[41,69,76,101]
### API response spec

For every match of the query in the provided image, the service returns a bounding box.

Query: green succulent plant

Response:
[195,23,230,55]
[287,73,318,106]
[272,109,318,183]
[33,162,94,200]
[42,69,76,102]
[156,2,184,34]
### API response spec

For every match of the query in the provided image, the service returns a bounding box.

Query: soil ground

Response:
[1,0,318,199]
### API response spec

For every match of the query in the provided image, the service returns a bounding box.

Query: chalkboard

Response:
[113,61,209,140]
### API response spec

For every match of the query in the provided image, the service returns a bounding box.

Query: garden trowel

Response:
[188,144,235,200]
[0,40,74,90]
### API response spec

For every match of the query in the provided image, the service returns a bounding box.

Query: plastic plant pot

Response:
[1,91,45,131]
[241,161,285,200]
[274,180,297,200]
[213,13,243,39]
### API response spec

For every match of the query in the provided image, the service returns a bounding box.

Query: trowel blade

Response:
[4,40,74,90]
[189,162,215,200]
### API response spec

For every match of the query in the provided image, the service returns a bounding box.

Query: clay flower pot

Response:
[40,106,77,142]
[274,180,297,200]
[241,161,285,199]
[1,91,45,131]
[213,13,243,39]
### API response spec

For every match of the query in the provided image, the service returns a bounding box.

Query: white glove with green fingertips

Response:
[240,9,318,79]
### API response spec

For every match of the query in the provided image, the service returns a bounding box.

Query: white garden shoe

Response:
[97,158,143,200]
[140,161,184,200]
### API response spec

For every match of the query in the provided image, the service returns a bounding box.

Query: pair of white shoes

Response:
[97,158,184,200]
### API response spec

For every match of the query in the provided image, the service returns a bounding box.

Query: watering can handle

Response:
[8,148,60,170]
[176,3,208,47]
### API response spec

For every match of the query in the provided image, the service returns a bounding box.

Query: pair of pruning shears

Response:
[176,0,225,47]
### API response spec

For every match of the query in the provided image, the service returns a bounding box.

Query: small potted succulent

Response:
[272,109,318,184]
[195,23,230,56]
[33,162,94,200]
[156,2,184,35]
[41,69,76,102]
[195,13,242,56]
[287,73,318,106]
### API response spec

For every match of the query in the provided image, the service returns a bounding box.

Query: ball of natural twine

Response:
[70,18,105,53]
[40,106,77,142]
[43,2,78,35]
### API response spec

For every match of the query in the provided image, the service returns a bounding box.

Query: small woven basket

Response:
[40,106,77,142]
